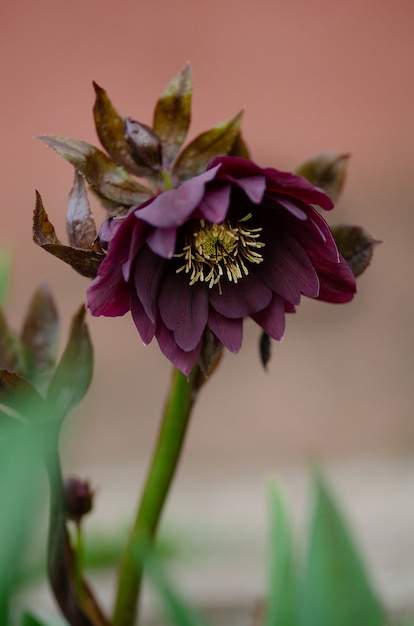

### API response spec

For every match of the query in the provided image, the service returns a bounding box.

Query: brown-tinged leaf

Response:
[294,152,350,202]
[229,132,251,159]
[153,64,192,166]
[124,117,162,171]
[20,285,59,394]
[33,190,61,247]
[67,172,97,249]
[331,224,380,277]
[0,369,44,417]
[93,81,151,178]
[173,110,244,181]
[0,308,23,373]
[37,136,153,206]
[47,306,93,423]
[34,192,104,278]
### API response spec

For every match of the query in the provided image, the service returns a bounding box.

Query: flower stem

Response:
[113,365,203,626]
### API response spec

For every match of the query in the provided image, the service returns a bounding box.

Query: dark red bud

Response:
[63,476,94,522]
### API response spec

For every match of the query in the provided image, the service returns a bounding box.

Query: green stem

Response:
[161,169,173,190]
[113,366,203,626]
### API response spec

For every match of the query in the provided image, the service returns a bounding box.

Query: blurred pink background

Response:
[1,0,413,470]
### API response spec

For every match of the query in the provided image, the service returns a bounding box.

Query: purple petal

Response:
[198,184,231,222]
[251,294,286,340]
[156,322,202,377]
[158,270,209,351]
[130,288,156,345]
[313,254,356,303]
[122,217,150,281]
[292,209,340,263]
[208,156,263,179]
[210,273,272,318]
[207,309,243,353]
[146,226,177,258]
[136,165,221,228]
[275,196,307,220]
[233,175,266,204]
[259,234,320,304]
[134,245,167,323]
[263,167,334,211]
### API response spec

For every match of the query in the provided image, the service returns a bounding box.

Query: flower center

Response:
[175,213,265,291]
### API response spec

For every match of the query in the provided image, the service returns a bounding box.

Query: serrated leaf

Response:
[153,64,192,166]
[47,306,93,423]
[66,172,97,249]
[20,285,59,394]
[93,81,151,177]
[300,469,385,626]
[37,136,152,206]
[294,152,350,202]
[33,192,104,278]
[173,110,243,181]
[265,482,298,626]
[331,224,380,278]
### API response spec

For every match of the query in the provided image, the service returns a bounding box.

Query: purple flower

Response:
[87,157,356,376]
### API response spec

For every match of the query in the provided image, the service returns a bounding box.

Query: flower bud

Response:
[63,476,94,523]
[124,117,162,171]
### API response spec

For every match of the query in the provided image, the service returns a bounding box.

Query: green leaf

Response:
[20,285,59,394]
[37,136,152,206]
[173,110,243,181]
[228,132,251,159]
[0,370,44,419]
[66,172,97,250]
[21,610,68,626]
[153,64,192,166]
[300,469,385,626]
[47,306,93,423]
[135,543,207,626]
[33,191,105,278]
[93,81,150,177]
[0,419,49,605]
[265,482,298,626]
[293,152,350,202]
[0,308,24,374]
[331,224,380,278]
[0,253,11,307]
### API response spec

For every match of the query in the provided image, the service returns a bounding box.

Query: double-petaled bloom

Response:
[87,157,356,375]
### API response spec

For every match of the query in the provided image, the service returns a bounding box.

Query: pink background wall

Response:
[1,0,414,472]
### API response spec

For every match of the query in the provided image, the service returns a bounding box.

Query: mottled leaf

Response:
[229,132,251,159]
[265,483,297,626]
[0,370,44,417]
[33,192,104,278]
[0,253,11,307]
[153,64,192,166]
[124,117,162,171]
[0,308,23,373]
[294,152,350,202]
[66,172,97,249]
[47,306,93,423]
[93,81,150,177]
[33,191,61,247]
[331,224,380,277]
[20,285,59,394]
[37,136,152,206]
[300,469,385,626]
[173,110,244,181]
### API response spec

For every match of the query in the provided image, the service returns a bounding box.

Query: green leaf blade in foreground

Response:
[0,253,11,307]
[265,482,298,626]
[153,64,192,166]
[300,469,385,626]
[47,305,93,423]
[173,110,243,181]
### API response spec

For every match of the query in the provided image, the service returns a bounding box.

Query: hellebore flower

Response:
[87,157,356,376]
